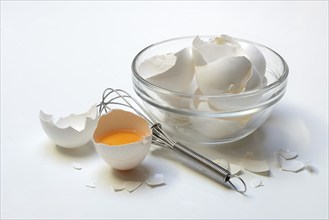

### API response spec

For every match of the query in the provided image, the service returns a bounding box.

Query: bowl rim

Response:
[131,35,289,99]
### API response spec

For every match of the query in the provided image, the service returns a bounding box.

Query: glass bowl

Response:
[131,36,289,144]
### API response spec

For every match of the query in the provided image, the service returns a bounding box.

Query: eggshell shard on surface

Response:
[146,173,165,187]
[281,160,305,173]
[250,178,263,188]
[85,181,96,189]
[112,182,125,192]
[93,109,152,171]
[39,105,98,148]
[213,159,230,170]
[146,47,195,92]
[229,163,242,175]
[124,181,142,193]
[279,149,298,160]
[242,159,270,174]
[72,162,82,170]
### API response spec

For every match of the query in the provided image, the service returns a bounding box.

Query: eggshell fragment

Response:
[146,173,165,187]
[196,56,252,96]
[112,182,125,192]
[213,159,230,170]
[279,149,298,160]
[281,160,305,173]
[242,159,270,174]
[250,178,263,188]
[124,181,142,193]
[229,163,242,175]
[85,181,96,189]
[138,54,177,78]
[39,105,98,148]
[72,162,82,170]
[93,109,152,170]
[146,47,195,92]
[192,35,240,64]
[238,41,266,78]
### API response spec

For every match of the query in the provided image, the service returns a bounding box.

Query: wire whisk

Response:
[97,88,247,193]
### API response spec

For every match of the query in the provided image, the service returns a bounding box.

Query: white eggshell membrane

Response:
[144,47,195,92]
[39,105,98,148]
[93,109,152,171]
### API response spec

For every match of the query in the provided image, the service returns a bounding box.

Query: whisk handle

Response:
[172,142,230,183]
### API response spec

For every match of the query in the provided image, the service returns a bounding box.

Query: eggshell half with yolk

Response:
[93,109,152,170]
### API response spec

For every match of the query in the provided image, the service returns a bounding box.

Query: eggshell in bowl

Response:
[93,109,152,170]
[146,47,195,92]
[189,101,249,139]
[39,105,98,148]
[192,35,239,64]
[196,56,252,95]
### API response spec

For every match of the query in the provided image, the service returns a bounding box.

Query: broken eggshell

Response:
[92,109,152,171]
[39,105,98,148]
[192,35,240,64]
[196,56,252,95]
[144,47,195,92]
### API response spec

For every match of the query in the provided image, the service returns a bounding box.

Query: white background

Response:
[1,1,328,219]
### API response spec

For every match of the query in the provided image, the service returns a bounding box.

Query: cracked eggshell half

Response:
[196,56,252,95]
[192,35,240,64]
[139,47,197,109]
[92,109,152,171]
[39,105,98,148]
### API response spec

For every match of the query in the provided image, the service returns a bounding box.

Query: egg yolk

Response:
[100,129,143,146]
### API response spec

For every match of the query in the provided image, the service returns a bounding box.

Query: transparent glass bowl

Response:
[132,36,289,144]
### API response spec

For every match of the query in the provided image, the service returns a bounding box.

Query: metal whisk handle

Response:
[173,142,230,183]
[173,142,247,193]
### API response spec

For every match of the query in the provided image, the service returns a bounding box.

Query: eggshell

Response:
[146,173,165,187]
[213,159,230,170]
[39,105,98,148]
[124,181,142,193]
[278,148,298,160]
[196,56,252,95]
[138,54,177,78]
[242,159,270,174]
[93,109,152,171]
[146,47,195,92]
[192,35,239,64]
[250,178,263,188]
[281,160,305,173]
[189,102,248,139]
[238,41,266,78]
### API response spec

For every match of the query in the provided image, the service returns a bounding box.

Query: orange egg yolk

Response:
[100,129,143,146]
